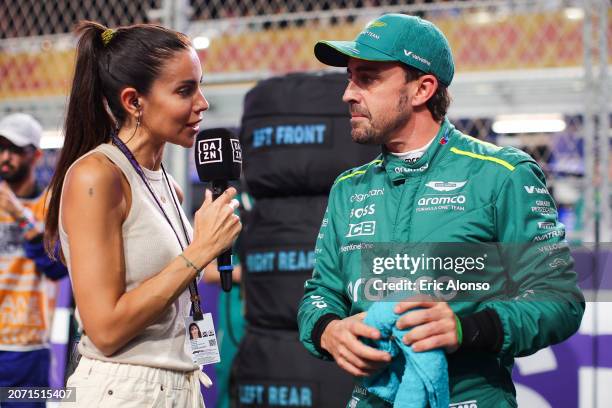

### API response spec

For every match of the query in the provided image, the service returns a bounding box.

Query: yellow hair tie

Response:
[101,29,115,46]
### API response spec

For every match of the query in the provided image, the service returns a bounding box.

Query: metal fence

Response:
[0,0,610,245]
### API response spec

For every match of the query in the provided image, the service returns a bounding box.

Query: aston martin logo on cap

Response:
[367,21,387,28]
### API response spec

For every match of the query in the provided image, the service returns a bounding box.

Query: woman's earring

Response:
[136,111,141,129]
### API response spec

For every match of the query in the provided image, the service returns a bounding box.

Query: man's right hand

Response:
[320,312,391,377]
[0,181,25,219]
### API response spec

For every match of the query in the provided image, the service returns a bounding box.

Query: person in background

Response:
[0,112,69,408]
[203,190,250,408]
[203,260,244,408]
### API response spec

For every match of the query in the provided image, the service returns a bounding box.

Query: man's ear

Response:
[29,148,43,167]
[411,75,438,107]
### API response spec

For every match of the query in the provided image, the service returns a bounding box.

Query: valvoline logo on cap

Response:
[404,50,431,67]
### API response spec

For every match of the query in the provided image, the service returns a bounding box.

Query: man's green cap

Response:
[314,14,454,87]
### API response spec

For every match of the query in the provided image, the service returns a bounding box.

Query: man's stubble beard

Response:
[351,90,411,146]
[0,161,30,183]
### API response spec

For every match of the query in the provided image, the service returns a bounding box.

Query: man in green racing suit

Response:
[297,13,584,408]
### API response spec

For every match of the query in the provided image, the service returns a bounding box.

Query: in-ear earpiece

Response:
[132,100,139,108]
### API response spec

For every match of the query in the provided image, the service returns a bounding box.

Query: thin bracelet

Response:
[455,315,463,345]
[179,253,202,274]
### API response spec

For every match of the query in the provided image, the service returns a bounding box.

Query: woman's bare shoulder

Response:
[62,151,126,209]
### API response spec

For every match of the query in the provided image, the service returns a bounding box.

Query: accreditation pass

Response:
[185,313,221,366]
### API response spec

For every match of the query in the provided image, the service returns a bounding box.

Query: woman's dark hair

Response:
[45,21,191,257]
[404,66,451,123]
[189,322,202,339]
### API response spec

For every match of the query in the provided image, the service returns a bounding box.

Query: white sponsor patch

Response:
[425,181,467,192]
[350,189,384,202]
[418,195,466,206]
[531,206,555,214]
[533,229,564,242]
[362,30,380,40]
[346,221,376,237]
[449,400,478,408]
[350,204,375,219]
[415,194,466,212]
[394,164,429,173]
[549,257,569,268]
[309,295,327,309]
[347,278,364,303]
[524,185,548,194]
[340,243,374,253]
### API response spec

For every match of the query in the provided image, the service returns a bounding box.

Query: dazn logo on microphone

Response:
[197,138,222,164]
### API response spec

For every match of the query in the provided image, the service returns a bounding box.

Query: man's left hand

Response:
[394,298,459,353]
[0,181,25,219]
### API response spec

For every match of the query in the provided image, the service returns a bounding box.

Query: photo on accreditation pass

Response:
[185,314,221,366]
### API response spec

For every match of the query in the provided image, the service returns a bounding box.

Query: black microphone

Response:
[194,128,242,292]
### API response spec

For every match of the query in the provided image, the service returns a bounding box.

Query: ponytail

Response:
[44,20,190,258]
[45,21,114,257]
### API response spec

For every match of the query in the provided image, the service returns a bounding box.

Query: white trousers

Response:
[60,356,208,408]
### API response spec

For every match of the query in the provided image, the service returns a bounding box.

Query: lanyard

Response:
[111,134,204,320]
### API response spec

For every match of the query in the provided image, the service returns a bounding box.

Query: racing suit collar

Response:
[380,118,454,182]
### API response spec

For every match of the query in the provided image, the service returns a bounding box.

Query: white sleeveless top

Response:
[59,143,198,371]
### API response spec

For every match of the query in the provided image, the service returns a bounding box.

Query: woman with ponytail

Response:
[46,21,240,407]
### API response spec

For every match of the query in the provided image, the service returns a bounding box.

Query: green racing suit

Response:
[297,119,584,407]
